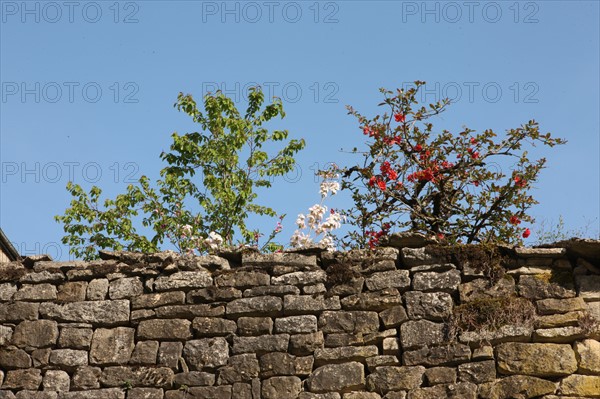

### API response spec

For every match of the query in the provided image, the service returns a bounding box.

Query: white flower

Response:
[319,235,335,251]
[319,181,340,198]
[204,231,223,250]
[296,214,306,229]
[290,230,313,248]
[182,224,192,235]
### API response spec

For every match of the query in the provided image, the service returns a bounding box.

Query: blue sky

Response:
[1,0,599,259]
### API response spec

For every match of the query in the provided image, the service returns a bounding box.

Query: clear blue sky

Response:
[1,1,599,259]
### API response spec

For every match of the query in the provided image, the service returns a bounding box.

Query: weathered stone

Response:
[458,277,516,303]
[533,326,585,343]
[166,386,231,399]
[127,388,164,399]
[290,331,324,355]
[39,300,129,325]
[1,369,42,390]
[344,393,382,399]
[365,270,410,291]
[237,317,273,336]
[259,352,313,378]
[31,348,50,368]
[536,297,587,315]
[217,354,259,383]
[215,271,270,288]
[43,369,70,391]
[86,278,109,300]
[341,288,403,311]
[173,371,215,387]
[405,291,452,321]
[379,306,408,328]
[366,366,425,393]
[515,247,567,258]
[48,349,88,369]
[90,327,135,365]
[13,284,57,301]
[158,342,183,369]
[0,346,32,368]
[154,271,212,291]
[496,342,577,377]
[154,304,224,318]
[412,270,461,292]
[284,295,341,315]
[329,278,365,297]
[0,302,39,322]
[507,265,555,275]
[298,394,341,399]
[400,320,446,349]
[131,309,155,323]
[307,362,365,393]
[272,270,327,286]
[314,346,379,366]
[401,247,444,267]
[458,361,496,384]
[365,355,400,372]
[303,283,326,294]
[560,374,600,397]
[193,317,237,336]
[71,366,102,390]
[472,345,494,360]
[59,388,125,399]
[0,283,17,300]
[424,367,457,385]
[243,285,300,297]
[56,281,88,302]
[275,315,318,333]
[262,376,302,399]
[576,275,600,301]
[407,382,477,399]
[232,382,252,399]
[459,325,533,347]
[518,274,576,299]
[183,338,229,370]
[575,339,600,375]
[243,252,317,268]
[0,392,17,399]
[137,319,192,340]
[131,291,186,310]
[13,391,57,399]
[100,366,174,388]
[187,287,241,303]
[0,325,13,346]
[232,334,290,355]
[226,296,282,317]
[319,311,380,333]
[402,343,471,367]
[58,327,93,349]
[410,263,456,273]
[535,311,582,328]
[382,337,400,355]
[129,340,159,365]
[11,320,58,348]
[479,375,556,399]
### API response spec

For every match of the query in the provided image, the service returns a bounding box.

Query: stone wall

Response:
[1,239,599,399]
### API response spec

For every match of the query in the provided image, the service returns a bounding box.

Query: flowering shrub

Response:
[290,167,343,251]
[340,81,565,248]
[56,88,305,260]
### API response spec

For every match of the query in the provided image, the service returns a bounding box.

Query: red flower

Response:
[394,113,405,123]
[471,151,479,160]
[522,228,531,238]
[380,161,391,174]
[514,176,527,188]
[470,137,477,145]
[437,233,445,240]
[414,144,423,152]
[396,181,404,189]
[387,169,398,181]
[377,179,386,191]
[368,176,377,187]
[467,147,473,153]
[510,215,521,225]
[473,180,479,187]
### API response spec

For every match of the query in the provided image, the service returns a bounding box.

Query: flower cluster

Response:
[290,166,343,251]
[365,223,391,249]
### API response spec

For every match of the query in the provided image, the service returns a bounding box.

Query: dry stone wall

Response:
[1,239,599,399]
